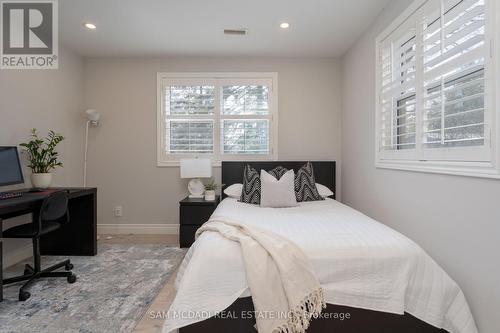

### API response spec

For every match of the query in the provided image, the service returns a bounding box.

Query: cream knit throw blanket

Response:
[196,217,326,333]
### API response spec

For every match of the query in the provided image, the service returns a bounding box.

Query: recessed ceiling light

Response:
[83,22,97,30]
[280,22,290,29]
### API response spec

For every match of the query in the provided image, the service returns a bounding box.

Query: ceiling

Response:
[60,0,391,58]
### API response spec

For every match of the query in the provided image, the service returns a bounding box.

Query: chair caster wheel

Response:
[67,273,77,284]
[19,291,31,301]
[65,263,74,271]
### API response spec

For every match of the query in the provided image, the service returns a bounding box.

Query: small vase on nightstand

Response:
[204,190,216,201]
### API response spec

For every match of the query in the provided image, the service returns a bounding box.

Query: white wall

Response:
[341,1,500,332]
[0,46,85,268]
[83,57,342,229]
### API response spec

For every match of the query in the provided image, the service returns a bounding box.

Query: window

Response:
[157,73,278,166]
[376,0,499,178]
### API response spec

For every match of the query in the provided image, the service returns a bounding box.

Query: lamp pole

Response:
[83,110,100,187]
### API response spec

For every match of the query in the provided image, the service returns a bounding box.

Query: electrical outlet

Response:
[114,206,123,217]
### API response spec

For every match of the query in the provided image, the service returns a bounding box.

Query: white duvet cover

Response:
[163,198,477,333]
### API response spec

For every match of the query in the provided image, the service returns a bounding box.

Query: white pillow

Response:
[260,169,298,208]
[316,183,334,198]
[224,183,243,199]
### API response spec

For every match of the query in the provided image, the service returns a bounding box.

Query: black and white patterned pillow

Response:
[239,165,261,205]
[268,166,289,180]
[295,162,324,202]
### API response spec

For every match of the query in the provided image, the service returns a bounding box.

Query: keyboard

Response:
[0,192,23,200]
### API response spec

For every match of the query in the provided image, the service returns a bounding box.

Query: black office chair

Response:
[2,191,77,301]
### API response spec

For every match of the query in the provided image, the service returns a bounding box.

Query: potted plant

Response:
[204,178,222,201]
[20,128,64,189]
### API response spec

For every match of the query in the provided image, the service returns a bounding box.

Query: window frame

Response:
[375,0,500,179]
[157,72,279,167]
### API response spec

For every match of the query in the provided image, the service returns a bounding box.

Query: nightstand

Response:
[179,196,220,248]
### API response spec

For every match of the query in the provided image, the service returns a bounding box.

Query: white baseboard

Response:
[97,223,179,235]
[2,243,32,269]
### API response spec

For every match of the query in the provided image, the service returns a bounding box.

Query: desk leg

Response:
[1,218,3,302]
[40,193,97,256]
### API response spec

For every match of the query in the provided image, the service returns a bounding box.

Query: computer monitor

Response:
[0,146,24,186]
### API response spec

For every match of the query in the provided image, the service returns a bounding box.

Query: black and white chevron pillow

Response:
[268,166,289,180]
[295,162,324,202]
[239,165,261,205]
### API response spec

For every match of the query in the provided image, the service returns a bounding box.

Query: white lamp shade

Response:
[180,159,212,178]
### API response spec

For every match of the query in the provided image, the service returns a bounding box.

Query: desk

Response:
[0,187,97,301]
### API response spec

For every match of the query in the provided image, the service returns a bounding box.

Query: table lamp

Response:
[180,159,212,198]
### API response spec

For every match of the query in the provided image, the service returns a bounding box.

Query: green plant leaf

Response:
[19,128,64,173]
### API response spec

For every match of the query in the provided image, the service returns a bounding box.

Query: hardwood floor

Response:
[134,270,179,333]
[99,234,180,333]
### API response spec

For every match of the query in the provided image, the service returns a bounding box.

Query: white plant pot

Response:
[204,190,216,201]
[31,173,52,189]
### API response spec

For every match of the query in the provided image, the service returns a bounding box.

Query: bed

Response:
[163,161,477,333]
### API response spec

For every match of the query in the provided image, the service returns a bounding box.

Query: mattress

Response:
[164,198,477,333]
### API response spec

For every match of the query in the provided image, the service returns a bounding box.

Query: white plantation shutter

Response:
[220,81,272,155]
[379,23,418,154]
[158,74,277,164]
[164,84,215,154]
[168,120,214,153]
[222,85,269,115]
[168,85,215,115]
[376,0,493,168]
[421,0,489,160]
[222,120,270,154]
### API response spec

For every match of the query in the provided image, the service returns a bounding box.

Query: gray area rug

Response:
[0,244,186,333]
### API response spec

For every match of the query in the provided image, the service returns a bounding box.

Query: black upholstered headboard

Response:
[221,161,336,200]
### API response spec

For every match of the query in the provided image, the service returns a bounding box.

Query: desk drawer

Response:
[180,206,214,226]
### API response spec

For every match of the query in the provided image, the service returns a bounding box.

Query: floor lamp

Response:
[84,109,100,187]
